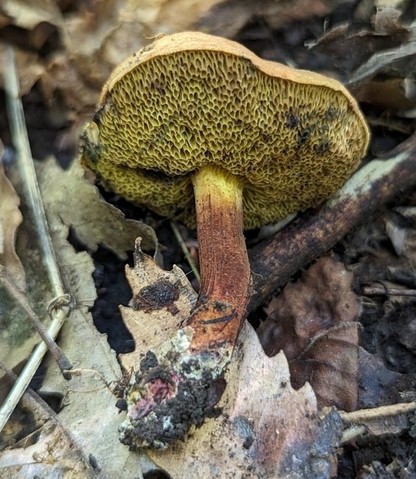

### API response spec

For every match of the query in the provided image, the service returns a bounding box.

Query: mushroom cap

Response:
[81,31,370,229]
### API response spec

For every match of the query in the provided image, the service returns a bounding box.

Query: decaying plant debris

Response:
[1,1,416,478]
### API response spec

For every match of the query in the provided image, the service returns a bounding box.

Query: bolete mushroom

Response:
[80,31,370,448]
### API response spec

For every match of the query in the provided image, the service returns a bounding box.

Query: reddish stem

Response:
[187,166,250,352]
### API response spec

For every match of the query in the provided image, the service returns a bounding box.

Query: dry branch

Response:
[249,133,416,311]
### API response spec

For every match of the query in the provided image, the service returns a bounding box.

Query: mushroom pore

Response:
[80,31,370,447]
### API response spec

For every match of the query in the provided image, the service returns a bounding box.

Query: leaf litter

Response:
[0,147,25,292]
[119,243,343,478]
[1,0,416,478]
[0,160,56,385]
[258,256,360,412]
[1,154,148,477]
[36,157,158,259]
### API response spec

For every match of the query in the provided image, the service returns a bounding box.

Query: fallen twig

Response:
[170,221,200,282]
[249,133,416,311]
[339,401,416,444]
[0,266,71,371]
[339,401,416,424]
[361,284,416,297]
[0,46,72,433]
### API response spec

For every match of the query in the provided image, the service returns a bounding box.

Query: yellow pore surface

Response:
[81,36,369,229]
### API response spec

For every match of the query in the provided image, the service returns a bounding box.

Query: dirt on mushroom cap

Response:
[80,32,370,230]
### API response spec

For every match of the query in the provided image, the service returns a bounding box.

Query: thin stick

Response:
[339,401,416,424]
[0,46,72,433]
[0,307,68,432]
[170,220,201,282]
[361,285,416,297]
[0,266,72,370]
[4,48,65,298]
[339,401,416,443]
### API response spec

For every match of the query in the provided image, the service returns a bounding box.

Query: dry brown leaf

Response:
[0,0,62,30]
[310,2,410,75]
[258,256,360,411]
[0,159,26,292]
[37,157,157,258]
[0,395,94,479]
[42,52,101,117]
[256,0,344,29]
[119,244,343,478]
[119,250,197,372]
[0,423,94,478]
[63,0,225,85]
[309,5,416,116]
[148,326,343,479]
[35,175,141,477]
[372,2,405,36]
[0,163,55,381]
[0,44,45,96]
[0,2,63,96]
[190,0,347,37]
[352,47,416,115]
[384,208,416,264]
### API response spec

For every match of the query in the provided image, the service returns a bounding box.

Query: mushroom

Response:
[80,32,370,448]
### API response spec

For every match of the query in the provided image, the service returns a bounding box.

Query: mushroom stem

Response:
[188,166,250,351]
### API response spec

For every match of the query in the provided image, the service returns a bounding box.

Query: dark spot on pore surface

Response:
[315,140,330,154]
[325,106,339,121]
[151,81,166,95]
[298,127,311,146]
[286,109,300,129]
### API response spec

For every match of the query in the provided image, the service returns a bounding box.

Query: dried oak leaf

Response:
[0,158,26,291]
[0,408,94,479]
[258,255,360,411]
[0,0,62,30]
[307,2,416,117]
[192,0,344,38]
[384,208,416,265]
[34,182,139,478]
[119,243,343,478]
[118,245,197,372]
[62,0,228,87]
[37,157,157,259]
